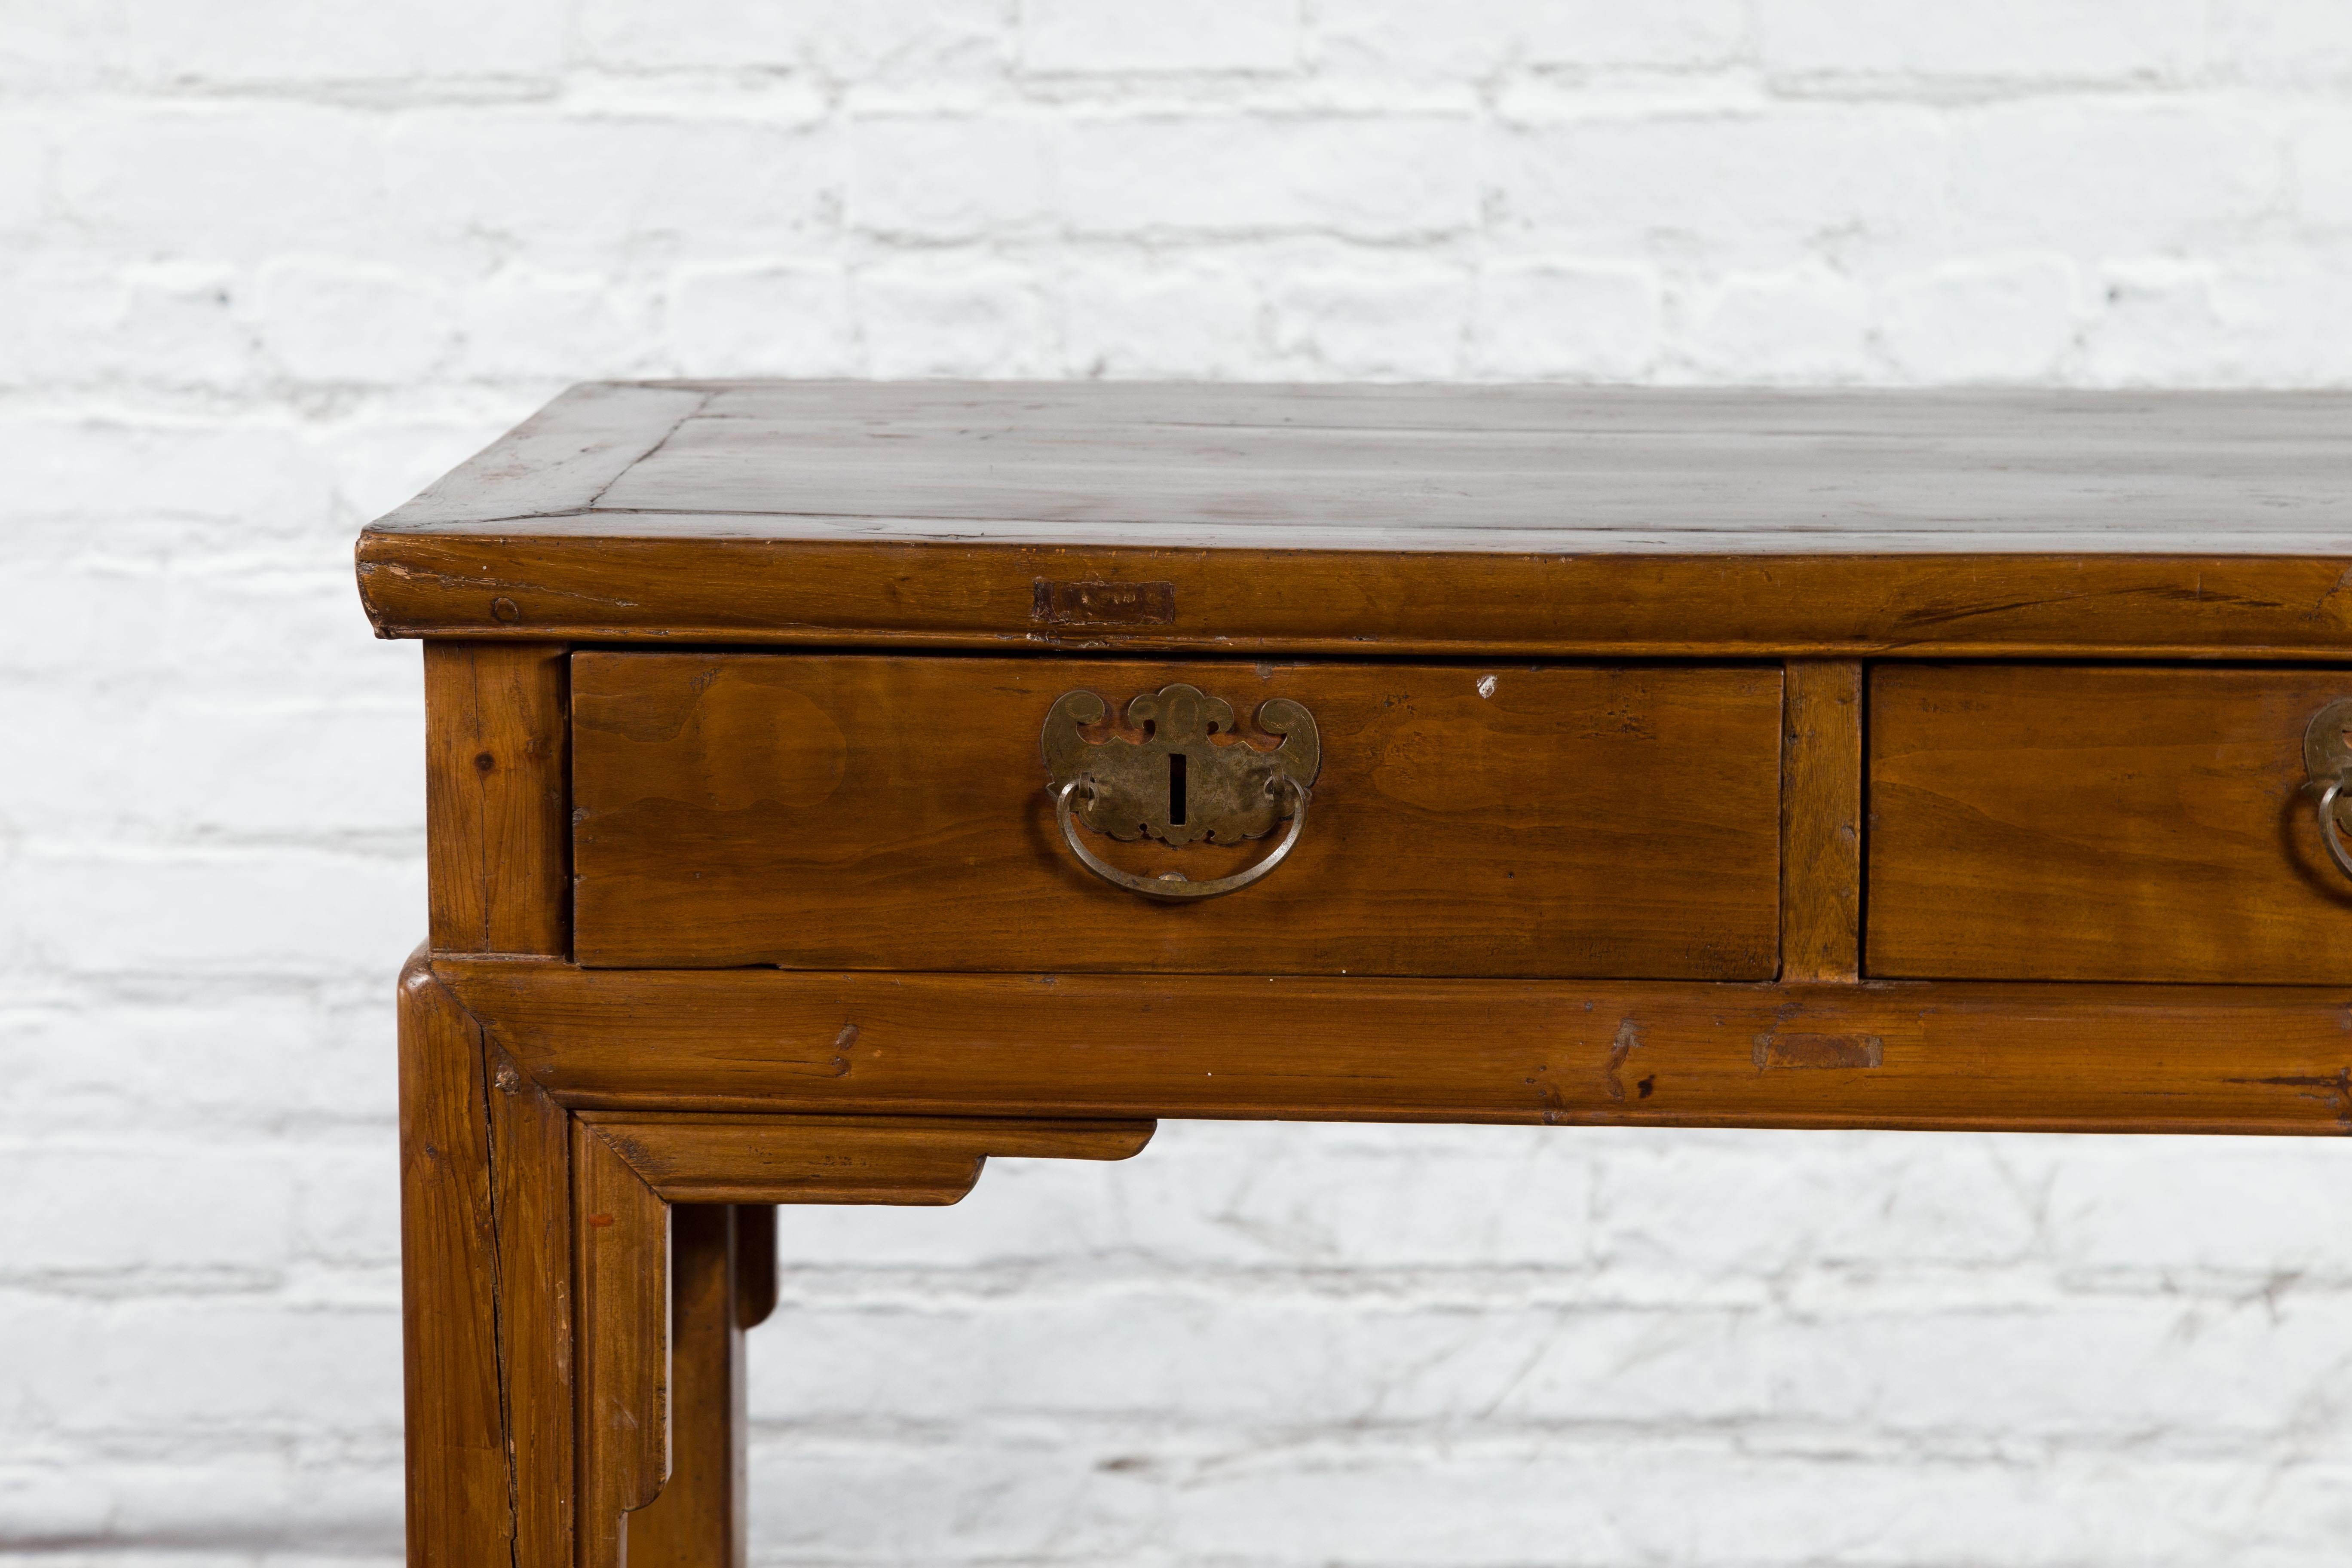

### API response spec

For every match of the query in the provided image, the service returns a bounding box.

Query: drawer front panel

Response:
[571,654,1782,977]
[1869,664,2352,983]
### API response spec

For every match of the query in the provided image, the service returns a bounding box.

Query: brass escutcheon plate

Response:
[2306,697,2352,786]
[1041,683,1320,846]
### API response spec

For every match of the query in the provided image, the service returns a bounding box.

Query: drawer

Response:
[570,654,1783,977]
[1868,664,2352,983]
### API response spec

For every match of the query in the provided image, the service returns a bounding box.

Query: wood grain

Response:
[483,1032,576,1567]
[1869,664,2352,983]
[570,653,1783,979]
[361,539,2352,660]
[396,949,510,1567]
[374,382,2352,550]
[573,1123,670,1568]
[624,1206,746,1568]
[425,641,570,956]
[1781,661,1863,983]
[381,382,706,530]
[589,386,2352,546]
[414,643,579,1562]
[435,960,2352,1137]
[580,1113,1156,1204]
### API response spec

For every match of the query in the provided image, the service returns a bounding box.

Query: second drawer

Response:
[1869,663,2352,983]
[571,653,1783,977]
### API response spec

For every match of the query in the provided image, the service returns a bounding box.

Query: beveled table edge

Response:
[358,539,2352,660]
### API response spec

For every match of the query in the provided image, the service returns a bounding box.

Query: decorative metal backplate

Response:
[2308,698,2352,786]
[1041,683,1320,846]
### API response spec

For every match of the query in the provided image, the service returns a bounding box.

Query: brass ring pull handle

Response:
[2303,698,2352,880]
[1041,682,1323,903]
[2319,775,2352,882]
[1056,775,1308,901]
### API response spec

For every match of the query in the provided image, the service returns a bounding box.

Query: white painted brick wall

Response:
[6,2,2352,1561]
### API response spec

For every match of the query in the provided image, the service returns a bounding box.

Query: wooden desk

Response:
[360,383,2352,1566]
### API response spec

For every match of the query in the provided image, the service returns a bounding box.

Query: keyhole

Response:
[1169,751,1188,825]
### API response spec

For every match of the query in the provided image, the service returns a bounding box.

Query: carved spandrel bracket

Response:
[571,1112,1155,1568]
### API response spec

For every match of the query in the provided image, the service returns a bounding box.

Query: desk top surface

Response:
[373,380,2352,556]
[357,382,2352,657]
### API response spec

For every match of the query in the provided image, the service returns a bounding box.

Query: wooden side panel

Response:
[397,951,510,1567]
[571,655,1783,980]
[1869,665,2352,983]
[1781,661,1863,983]
[625,1207,746,1568]
[441,961,2352,1138]
[573,1125,670,1568]
[426,641,570,956]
